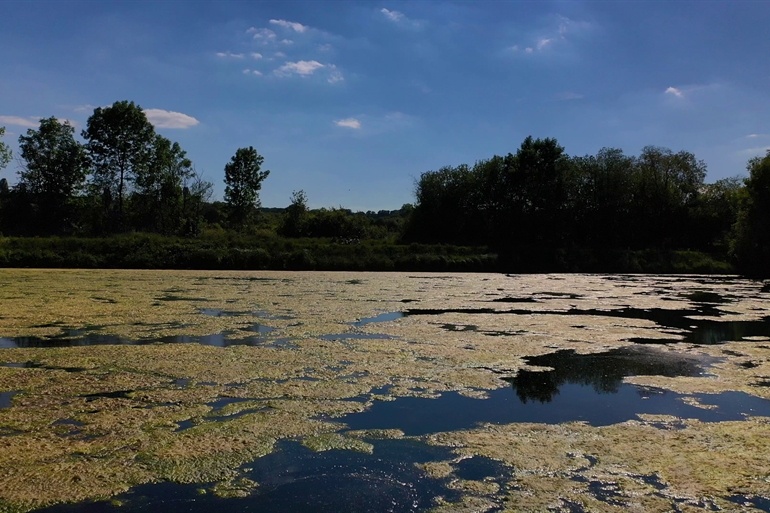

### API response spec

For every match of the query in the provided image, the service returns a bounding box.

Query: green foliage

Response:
[17,117,88,234]
[132,134,194,235]
[406,136,712,256]
[223,146,270,229]
[279,190,309,237]
[0,126,11,170]
[733,150,770,276]
[83,101,156,224]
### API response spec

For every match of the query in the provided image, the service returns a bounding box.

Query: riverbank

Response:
[0,233,733,273]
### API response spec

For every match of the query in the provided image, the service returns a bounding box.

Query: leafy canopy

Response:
[223,146,270,227]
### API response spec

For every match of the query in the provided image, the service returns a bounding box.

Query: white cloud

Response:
[274,52,286,58]
[327,65,344,84]
[318,43,332,52]
[536,38,553,50]
[275,60,325,76]
[216,51,244,58]
[525,47,533,53]
[248,27,277,40]
[280,39,294,45]
[73,104,97,113]
[250,52,263,59]
[665,86,684,98]
[747,134,768,139]
[269,19,309,33]
[252,70,263,76]
[381,8,405,22]
[144,109,200,129]
[0,115,37,128]
[335,118,361,129]
[509,45,519,52]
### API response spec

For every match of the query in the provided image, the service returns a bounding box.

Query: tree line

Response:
[0,101,271,237]
[403,136,770,275]
[0,101,768,275]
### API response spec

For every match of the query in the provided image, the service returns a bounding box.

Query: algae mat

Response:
[1,270,770,512]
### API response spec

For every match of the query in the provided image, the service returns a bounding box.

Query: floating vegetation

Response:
[1,270,770,511]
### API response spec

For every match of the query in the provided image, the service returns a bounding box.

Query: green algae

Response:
[301,433,374,454]
[0,270,769,511]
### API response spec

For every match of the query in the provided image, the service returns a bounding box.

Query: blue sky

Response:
[0,0,769,210]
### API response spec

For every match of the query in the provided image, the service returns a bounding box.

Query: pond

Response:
[1,271,770,512]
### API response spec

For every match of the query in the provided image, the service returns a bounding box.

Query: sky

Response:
[0,0,769,210]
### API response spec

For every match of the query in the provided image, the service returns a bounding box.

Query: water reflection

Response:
[342,347,770,434]
[38,439,470,513]
[509,347,705,403]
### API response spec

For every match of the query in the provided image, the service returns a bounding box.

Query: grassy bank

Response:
[0,233,733,273]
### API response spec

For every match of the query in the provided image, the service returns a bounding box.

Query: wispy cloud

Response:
[327,65,344,84]
[739,146,770,156]
[73,104,97,113]
[275,60,325,76]
[250,52,263,59]
[511,15,593,55]
[269,19,309,33]
[381,8,405,22]
[243,69,263,76]
[335,118,361,129]
[248,27,277,40]
[0,115,37,128]
[747,134,768,139]
[216,51,244,58]
[144,109,200,129]
[665,86,684,98]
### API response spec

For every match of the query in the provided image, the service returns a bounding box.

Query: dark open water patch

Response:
[0,390,20,409]
[352,312,404,327]
[37,439,480,513]
[341,347,770,435]
[341,385,770,435]
[509,347,708,402]
[728,495,770,512]
[0,326,280,349]
[404,306,770,345]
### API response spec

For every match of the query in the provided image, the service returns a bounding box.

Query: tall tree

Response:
[632,146,706,247]
[0,126,11,171]
[181,170,213,236]
[82,101,155,226]
[133,134,193,234]
[223,146,270,228]
[504,136,569,246]
[18,117,88,234]
[733,150,770,276]
[280,189,309,237]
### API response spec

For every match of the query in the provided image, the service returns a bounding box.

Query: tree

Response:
[632,146,707,247]
[568,148,635,247]
[0,126,11,171]
[18,117,88,234]
[182,170,213,236]
[133,134,193,234]
[279,189,309,237]
[223,146,270,228]
[82,101,155,226]
[733,150,770,276]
